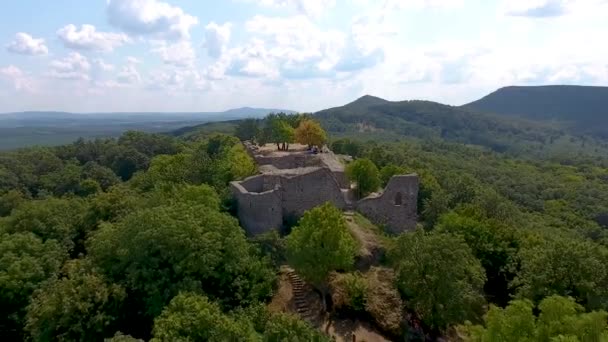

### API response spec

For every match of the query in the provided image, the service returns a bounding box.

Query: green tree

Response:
[346,158,381,198]
[459,296,608,342]
[261,311,331,342]
[274,120,295,151]
[437,211,519,306]
[513,235,608,311]
[233,304,330,342]
[88,203,274,318]
[81,161,120,191]
[117,131,179,157]
[151,293,256,342]
[0,190,26,217]
[390,230,486,331]
[286,203,358,309]
[40,161,83,196]
[262,114,296,151]
[145,153,198,185]
[0,232,66,337]
[78,179,101,197]
[4,197,86,251]
[235,118,261,142]
[25,260,126,342]
[331,138,363,158]
[220,143,257,183]
[379,164,406,187]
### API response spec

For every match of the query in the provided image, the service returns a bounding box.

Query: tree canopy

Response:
[346,158,381,198]
[286,203,358,288]
[459,295,608,341]
[390,230,486,331]
[294,118,327,148]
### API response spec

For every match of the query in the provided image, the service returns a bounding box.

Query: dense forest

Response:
[2,108,608,341]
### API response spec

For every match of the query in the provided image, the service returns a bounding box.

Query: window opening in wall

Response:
[394,192,403,206]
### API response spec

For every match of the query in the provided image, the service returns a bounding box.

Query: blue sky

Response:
[1,0,607,113]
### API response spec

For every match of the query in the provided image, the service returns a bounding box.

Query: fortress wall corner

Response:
[230,181,283,236]
[356,174,419,234]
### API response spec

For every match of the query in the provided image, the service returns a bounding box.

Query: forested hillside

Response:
[464,85,608,137]
[2,110,608,340]
[315,95,608,159]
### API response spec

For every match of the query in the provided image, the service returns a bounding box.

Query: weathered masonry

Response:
[230,143,419,235]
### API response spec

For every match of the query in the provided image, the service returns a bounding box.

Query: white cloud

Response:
[151,40,196,67]
[106,0,199,40]
[503,0,568,17]
[93,58,115,71]
[116,64,142,84]
[47,52,91,80]
[502,0,608,18]
[57,24,130,51]
[245,15,346,76]
[146,68,208,92]
[385,0,465,10]
[251,0,336,18]
[0,65,34,91]
[206,38,279,79]
[6,32,49,56]
[126,56,141,64]
[204,22,232,58]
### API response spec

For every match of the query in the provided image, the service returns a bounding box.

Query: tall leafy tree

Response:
[437,211,519,306]
[346,158,381,198]
[379,164,407,187]
[25,260,126,342]
[513,235,608,311]
[286,203,358,309]
[390,230,486,332]
[235,118,261,142]
[3,197,86,252]
[0,232,66,337]
[88,203,274,318]
[151,293,256,342]
[459,295,608,341]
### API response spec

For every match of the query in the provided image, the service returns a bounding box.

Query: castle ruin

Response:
[230,143,418,235]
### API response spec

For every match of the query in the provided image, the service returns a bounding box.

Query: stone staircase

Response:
[286,268,316,321]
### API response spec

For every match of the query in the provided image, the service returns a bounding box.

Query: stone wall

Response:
[279,167,346,218]
[230,167,347,235]
[230,180,282,236]
[254,153,321,170]
[356,175,418,234]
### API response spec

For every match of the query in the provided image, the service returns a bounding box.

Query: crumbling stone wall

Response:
[279,167,346,218]
[234,143,419,236]
[356,175,418,234]
[254,153,321,169]
[230,167,346,235]
[230,179,282,235]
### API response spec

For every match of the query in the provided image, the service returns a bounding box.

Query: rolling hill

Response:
[463,85,608,137]
[314,95,569,154]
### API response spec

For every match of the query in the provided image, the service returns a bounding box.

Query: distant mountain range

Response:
[0,107,295,128]
[463,85,608,137]
[0,107,295,150]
